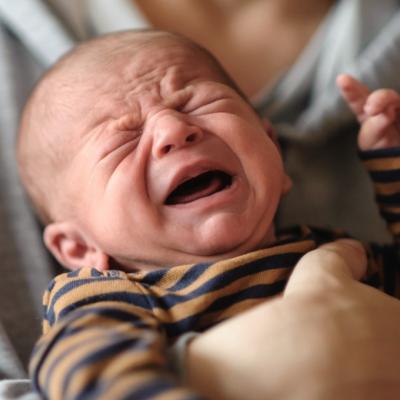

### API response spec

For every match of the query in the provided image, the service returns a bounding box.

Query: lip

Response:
[163,159,236,205]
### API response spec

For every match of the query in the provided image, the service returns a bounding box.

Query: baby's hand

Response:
[337,74,400,151]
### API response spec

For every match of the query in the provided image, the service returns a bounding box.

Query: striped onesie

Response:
[30,148,400,399]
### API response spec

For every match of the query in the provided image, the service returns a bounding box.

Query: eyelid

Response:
[185,97,231,115]
[96,132,140,168]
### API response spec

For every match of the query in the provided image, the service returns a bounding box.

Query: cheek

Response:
[245,140,286,202]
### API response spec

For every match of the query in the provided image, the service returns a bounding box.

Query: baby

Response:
[18,30,400,399]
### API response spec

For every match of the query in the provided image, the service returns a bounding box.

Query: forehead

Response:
[95,38,224,106]
[125,38,221,86]
[60,36,229,129]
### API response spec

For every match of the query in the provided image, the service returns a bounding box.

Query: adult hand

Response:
[187,240,400,400]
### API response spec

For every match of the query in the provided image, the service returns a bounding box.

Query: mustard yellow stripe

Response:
[99,373,157,399]
[41,301,158,353]
[65,356,115,400]
[199,296,280,329]
[373,181,400,195]
[69,301,157,328]
[39,325,110,374]
[152,266,292,324]
[146,263,198,289]
[41,333,111,400]
[380,204,400,214]
[101,347,165,380]
[42,320,50,333]
[50,279,144,320]
[68,313,153,337]
[32,312,96,366]
[388,222,400,236]
[55,312,163,367]
[363,157,400,171]
[151,239,316,297]
[43,328,165,399]
[96,372,156,399]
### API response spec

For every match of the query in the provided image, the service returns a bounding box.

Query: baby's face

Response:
[60,38,290,269]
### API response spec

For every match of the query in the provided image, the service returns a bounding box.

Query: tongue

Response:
[169,173,225,205]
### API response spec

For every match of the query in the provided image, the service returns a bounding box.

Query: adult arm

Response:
[187,239,400,400]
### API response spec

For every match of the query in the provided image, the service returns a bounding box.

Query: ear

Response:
[262,118,292,194]
[43,222,110,271]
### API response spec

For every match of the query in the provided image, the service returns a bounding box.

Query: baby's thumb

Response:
[284,239,367,297]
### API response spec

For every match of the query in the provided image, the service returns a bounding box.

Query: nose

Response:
[152,114,204,159]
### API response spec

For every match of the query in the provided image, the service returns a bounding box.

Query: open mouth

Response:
[165,170,233,205]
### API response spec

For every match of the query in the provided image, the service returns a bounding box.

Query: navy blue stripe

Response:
[91,269,103,277]
[45,307,155,391]
[369,169,400,183]
[63,338,145,398]
[376,192,400,205]
[31,322,83,395]
[66,306,153,326]
[46,277,128,323]
[157,252,301,309]
[141,268,169,286]
[204,280,286,314]
[44,330,103,392]
[164,280,287,337]
[49,253,302,325]
[47,279,56,292]
[359,147,400,160]
[52,292,153,325]
[167,262,212,292]
[380,210,400,223]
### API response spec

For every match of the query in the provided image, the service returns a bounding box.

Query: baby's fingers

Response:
[364,89,400,121]
[337,74,370,122]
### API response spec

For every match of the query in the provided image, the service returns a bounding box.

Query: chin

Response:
[192,230,262,259]
[191,217,276,260]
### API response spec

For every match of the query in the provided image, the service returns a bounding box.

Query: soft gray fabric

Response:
[0,0,75,389]
[0,380,38,400]
[86,0,148,34]
[255,0,400,242]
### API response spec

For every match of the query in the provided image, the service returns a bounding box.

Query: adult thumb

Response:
[284,239,367,297]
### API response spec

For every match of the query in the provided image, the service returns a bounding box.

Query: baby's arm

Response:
[337,74,400,151]
[337,75,400,294]
[30,268,202,400]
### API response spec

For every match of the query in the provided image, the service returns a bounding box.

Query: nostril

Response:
[186,133,197,143]
[162,144,173,155]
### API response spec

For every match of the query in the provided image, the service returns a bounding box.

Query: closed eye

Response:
[96,132,140,166]
[185,98,233,116]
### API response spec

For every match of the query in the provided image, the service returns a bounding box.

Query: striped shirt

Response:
[30,148,400,400]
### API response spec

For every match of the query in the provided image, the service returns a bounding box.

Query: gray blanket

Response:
[0,1,73,397]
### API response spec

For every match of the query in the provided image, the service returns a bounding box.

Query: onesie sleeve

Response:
[360,147,400,296]
[29,268,203,400]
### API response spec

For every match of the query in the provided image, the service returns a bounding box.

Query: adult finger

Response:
[284,239,367,297]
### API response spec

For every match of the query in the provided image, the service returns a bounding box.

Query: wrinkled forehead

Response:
[59,36,229,127]
[95,36,228,101]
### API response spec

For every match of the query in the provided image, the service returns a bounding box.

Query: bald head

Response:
[17,29,244,224]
